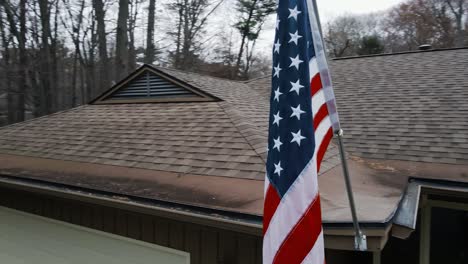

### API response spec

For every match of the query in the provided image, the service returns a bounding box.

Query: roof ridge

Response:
[153,65,246,84]
[244,75,270,83]
[217,101,267,163]
[332,46,468,61]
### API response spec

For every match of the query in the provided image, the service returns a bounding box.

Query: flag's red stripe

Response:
[317,127,333,173]
[313,103,329,131]
[272,195,322,264]
[310,73,322,96]
[263,184,281,235]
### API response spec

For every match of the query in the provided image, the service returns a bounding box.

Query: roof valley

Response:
[217,101,268,163]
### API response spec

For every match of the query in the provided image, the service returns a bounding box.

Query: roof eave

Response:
[0,173,392,251]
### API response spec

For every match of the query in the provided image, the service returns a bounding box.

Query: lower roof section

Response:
[0,153,265,216]
[0,173,391,251]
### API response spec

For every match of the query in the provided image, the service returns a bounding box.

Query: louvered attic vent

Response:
[111,71,196,99]
[92,65,218,104]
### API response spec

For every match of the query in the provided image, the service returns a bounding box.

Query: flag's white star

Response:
[273,63,282,78]
[288,6,302,21]
[289,80,304,95]
[274,161,283,176]
[274,39,281,54]
[289,31,302,45]
[273,111,283,126]
[276,18,280,30]
[290,104,305,120]
[289,55,303,70]
[273,136,283,151]
[291,130,306,146]
[273,87,282,101]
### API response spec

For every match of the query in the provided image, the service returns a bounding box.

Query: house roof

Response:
[0,48,467,232]
[249,47,468,165]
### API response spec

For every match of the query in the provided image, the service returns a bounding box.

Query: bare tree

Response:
[62,0,86,107]
[168,0,224,70]
[128,0,143,71]
[93,0,110,91]
[145,0,156,64]
[38,0,54,115]
[444,0,467,46]
[324,15,362,57]
[115,0,129,80]
[1,0,27,122]
[234,0,275,78]
[385,0,456,51]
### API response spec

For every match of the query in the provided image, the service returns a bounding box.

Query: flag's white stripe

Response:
[263,158,318,264]
[309,57,319,79]
[263,118,331,263]
[314,115,332,158]
[312,90,325,116]
[300,231,325,264]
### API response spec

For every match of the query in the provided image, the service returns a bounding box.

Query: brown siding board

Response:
[115,209,128,236]
[154,218,170,247]
[127,214,141,240]
[237,234,256,264]
[201,228,218,264]
[184,224,201,264]
[62,201,72,223]
[31,194,43,215]
[102,207,116,233]
[80,204,93,228]
[71,203,82,225]
[169,222,185,251]
[255,237,262,264]
[218,231,238,264]
[42,198,53,219]
[141,215,155,243]
[92,205,104,230]
[51,199,62,220]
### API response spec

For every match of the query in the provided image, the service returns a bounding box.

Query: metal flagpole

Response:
[311,0,367,251]
[336,130,367,251]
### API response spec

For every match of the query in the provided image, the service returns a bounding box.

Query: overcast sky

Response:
[316,0,403,21]
[251,0,405,57]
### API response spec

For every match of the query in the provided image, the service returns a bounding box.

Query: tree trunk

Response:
[38,0,53,116]
[16,0,27,121]
[0,6,12,124]
[145,0,156,64]
[93,0,110,91]
[174,2,184,68]
[115,0,129,81]
[128,0,138,71]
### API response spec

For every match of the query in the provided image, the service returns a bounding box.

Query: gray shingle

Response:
[247,48,468,165]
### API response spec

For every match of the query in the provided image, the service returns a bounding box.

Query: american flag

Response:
[263,0,340,263]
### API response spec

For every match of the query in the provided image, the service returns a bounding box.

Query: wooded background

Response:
[0,0,467,126]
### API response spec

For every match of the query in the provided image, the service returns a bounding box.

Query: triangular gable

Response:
[92,65,220,104]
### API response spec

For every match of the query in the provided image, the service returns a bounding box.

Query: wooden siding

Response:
[0,186,262,264]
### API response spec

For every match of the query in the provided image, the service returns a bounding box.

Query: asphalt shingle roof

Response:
[0,48,467,222]
[247,48,468,165]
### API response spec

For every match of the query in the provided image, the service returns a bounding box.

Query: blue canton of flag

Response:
[266,0,316,197]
